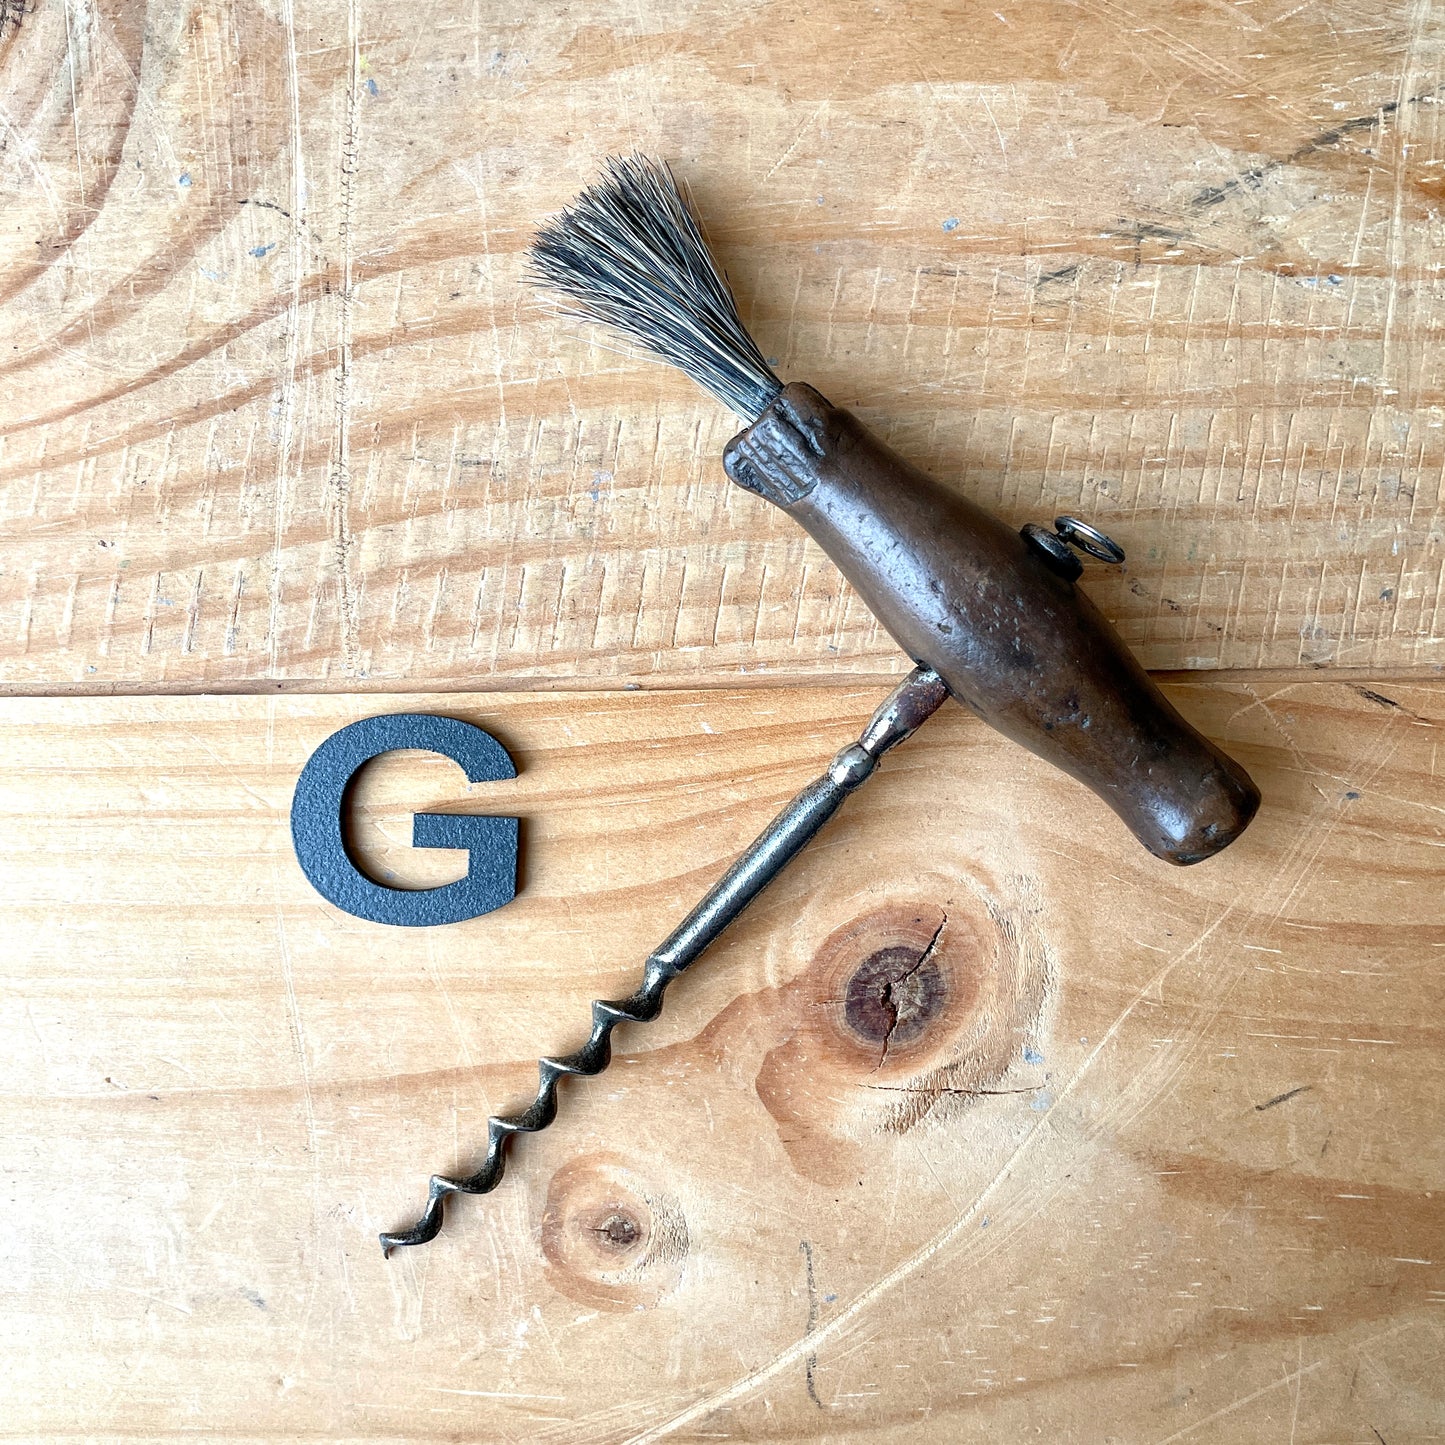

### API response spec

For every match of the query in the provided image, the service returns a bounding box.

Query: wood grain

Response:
[1,0,1443,689]
[2,680,1441,1440]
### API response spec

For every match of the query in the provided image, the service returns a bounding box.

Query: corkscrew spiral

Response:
[379,959,679,1255]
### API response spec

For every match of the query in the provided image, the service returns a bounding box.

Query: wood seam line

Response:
[0,666,1440,700]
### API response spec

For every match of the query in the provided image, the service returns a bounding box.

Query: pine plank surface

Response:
[1,0,1444,690]
[2,681,1442,1441]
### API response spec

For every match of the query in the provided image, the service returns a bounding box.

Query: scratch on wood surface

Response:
[268,0,308,680]
[270,861,321,1296]
[424,932,475,1070]
[1153,1357,1329,1444]
[327,0,363,675]
[1288,1337,1305,1445]
[1151,1319,1421,1443]
[979,91,1008,161]
[763,93,835,184]
[1255,1084,1311,1112]
[450,154,512,457]
[59,0,90,212]
[1381,6,1433,399]
[799,1241,822,1408]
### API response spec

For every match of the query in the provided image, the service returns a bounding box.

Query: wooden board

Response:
[3,0,1443,1439]
[2,680,1442,1440]
[2,0,1444,690]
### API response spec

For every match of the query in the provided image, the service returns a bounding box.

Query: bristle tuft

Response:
[529,155,782,421]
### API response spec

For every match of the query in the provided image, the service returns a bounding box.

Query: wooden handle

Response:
[723,383,1260,865]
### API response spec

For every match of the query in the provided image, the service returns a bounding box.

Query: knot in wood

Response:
[843,942,947,1051]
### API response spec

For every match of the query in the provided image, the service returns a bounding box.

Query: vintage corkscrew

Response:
[379,156,1259,1255]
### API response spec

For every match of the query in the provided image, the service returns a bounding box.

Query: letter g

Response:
[290,714,518,926]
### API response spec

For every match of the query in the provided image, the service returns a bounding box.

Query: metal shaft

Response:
[380,665,949,1255]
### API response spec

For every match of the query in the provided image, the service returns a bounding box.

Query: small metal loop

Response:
[1054,515,1125,565]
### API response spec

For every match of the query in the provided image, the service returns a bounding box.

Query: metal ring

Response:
[1054,515,1125,565]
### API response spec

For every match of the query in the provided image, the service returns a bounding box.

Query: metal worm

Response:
[379,664,949,1255]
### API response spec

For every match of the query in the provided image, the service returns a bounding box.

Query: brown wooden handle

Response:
[723,383,1260,865]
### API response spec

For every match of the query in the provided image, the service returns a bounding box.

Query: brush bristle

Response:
[529,155,782,422]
